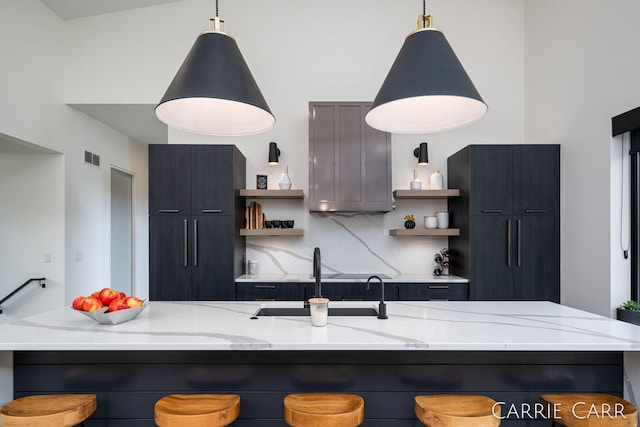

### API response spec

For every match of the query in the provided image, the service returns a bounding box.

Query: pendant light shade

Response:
[366,12,487,134]
[156,15,275,136]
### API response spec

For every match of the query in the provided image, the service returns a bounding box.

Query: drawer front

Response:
[425,283,468,300]
[398,282,469,301]
[235,282,305,301]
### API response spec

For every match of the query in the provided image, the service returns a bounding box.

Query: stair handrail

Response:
[0,277,46,314]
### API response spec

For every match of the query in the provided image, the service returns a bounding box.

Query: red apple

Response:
[124,296,143,308]
[82,296,103,312]
[119,291,127,299]
[107,298,128,312]
[98,288,120,306]
[72,296,87,310]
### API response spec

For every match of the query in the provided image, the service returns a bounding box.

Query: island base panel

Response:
[13,351,622,426]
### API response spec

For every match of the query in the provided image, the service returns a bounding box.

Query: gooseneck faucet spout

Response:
[367,275,388,319]
[313,247,322,298]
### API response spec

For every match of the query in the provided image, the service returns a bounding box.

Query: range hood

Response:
[308,102,392,212]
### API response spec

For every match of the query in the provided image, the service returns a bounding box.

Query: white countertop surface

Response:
[235,274,468,283]
[1,301,639,351]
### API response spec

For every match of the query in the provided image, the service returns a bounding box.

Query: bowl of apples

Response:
[72,288,148,325]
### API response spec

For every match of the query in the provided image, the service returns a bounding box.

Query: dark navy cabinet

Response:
[149,145,246,301]
[447,145,560,302]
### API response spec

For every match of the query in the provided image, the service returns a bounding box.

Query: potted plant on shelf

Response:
[617,300,640,326]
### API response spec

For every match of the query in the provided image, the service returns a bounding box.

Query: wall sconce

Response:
[414,142,429,165]
[268,142,280,165]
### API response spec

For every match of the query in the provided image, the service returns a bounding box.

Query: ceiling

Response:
[40,0,188,21]
[39,1,184,143]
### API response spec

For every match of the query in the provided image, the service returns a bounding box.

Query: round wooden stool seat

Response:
[414,395,501,427]
[0,394,97,427]
[540,394,638,427]
[154,394,240,427]
[284,393,364,427]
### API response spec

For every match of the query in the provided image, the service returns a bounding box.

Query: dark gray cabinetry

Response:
[447,145,560,302]
[397,282,469,301]
[235,282,305,301]
[308,102,392,212]
[149,145,246,301]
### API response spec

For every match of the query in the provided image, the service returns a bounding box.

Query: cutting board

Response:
[245,202,265,229]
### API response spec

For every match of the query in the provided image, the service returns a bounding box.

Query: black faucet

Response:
[367,275,388,319]
[313,247,322,298]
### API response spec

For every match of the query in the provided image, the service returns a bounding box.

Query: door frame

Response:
[110,165,136,296]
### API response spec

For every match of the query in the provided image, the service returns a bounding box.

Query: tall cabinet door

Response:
[469,145,514,215]
[515,215,560,301]
[149,216,192,301]
[470,216,516,300]
[513,145,560,216]
[191,146,235,216]
[149,145,192,215]
[190,216,237,300]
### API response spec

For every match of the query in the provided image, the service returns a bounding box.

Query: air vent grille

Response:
[84,150,100,167]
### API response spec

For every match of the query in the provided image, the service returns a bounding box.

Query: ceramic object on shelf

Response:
[404,220,416,229]
[430,170,443,190]
[279,165,292,190]
[410,169,422,190]
[425,216,438,229]
[436,211,449,229]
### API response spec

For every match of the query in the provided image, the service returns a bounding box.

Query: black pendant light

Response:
[155,1,275,136]
[366,1,487,134]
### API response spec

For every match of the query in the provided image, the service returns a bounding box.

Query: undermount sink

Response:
[253,306,379,317]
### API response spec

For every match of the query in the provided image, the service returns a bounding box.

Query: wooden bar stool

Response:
[0,394,97,427]
[284,393,364,427]
[414,394,501,427]
[540,394,638,427]
[154,394,240,427]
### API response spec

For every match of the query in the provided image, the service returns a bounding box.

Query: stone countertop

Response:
[235,274,468,283]
[0,301,639,351]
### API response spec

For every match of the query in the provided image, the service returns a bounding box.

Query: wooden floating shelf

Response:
[239,189,304,199]
[393,189,460,199]
[240,228,304,236]
[389,228,460,236]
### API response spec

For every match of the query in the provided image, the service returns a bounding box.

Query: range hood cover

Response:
[309,102,392,213]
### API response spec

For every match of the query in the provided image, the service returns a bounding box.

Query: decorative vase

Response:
[404,220,416,229]
[278,165,292,190]
[430,170,443,190]
[410,169,422,190]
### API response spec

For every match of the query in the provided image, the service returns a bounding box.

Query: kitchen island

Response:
[1,301,639,426]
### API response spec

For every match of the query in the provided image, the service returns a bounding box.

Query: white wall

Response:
[63,0,525,277]
[0,0,150,320]
[525,0,640,316]
[0,139,64,323]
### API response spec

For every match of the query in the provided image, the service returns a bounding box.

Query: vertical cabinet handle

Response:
[517,219,522,267]
[193,219,198,267]
[507,219,512,267]
[183,219,188,267]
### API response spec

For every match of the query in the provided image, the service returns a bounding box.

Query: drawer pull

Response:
[159,209,180,213]
[255,285,276,289]
[429,298,449,301]
[481,209,503,214]
[428,285,449,289]
[525,209,546,214]
[202,209,223,213]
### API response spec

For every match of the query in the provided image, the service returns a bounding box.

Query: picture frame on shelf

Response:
[256,174,268,189]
